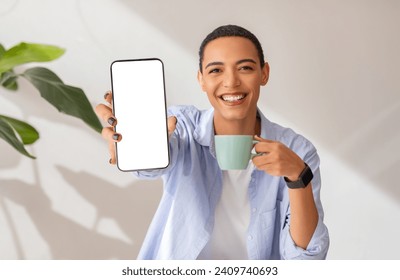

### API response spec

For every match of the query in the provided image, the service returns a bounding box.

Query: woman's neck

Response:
[213,114,261,136]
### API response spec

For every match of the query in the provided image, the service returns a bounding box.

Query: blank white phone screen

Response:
[110,59,169,171]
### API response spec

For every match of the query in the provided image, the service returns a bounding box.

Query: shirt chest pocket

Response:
[258,207,278,256]
[261,207,277,230]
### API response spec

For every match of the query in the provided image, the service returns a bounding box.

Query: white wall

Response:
[1,0,399,259]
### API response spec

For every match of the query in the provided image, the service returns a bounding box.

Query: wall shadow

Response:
[0,140,22,169]
[0,167,162,259]
[335,101,400,200]
[55,165,162,252]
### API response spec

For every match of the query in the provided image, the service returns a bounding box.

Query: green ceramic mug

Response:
[214,135,259,170]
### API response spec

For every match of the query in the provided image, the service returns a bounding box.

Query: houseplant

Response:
[0,42,102,158]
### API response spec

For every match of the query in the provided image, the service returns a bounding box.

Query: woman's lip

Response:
[219,93,247,100]
[219,92,246,97]
[219,93,247,105]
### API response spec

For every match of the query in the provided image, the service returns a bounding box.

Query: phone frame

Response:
[110,58,170,172]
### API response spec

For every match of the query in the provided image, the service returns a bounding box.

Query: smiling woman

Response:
[197,36,269,136]
[0,0,398,263]
[96,24,329,260]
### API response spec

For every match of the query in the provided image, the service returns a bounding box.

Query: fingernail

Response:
[112,134,120,141]
[108,117,116,126]
[104,91,111,99]
[109,158,112,164]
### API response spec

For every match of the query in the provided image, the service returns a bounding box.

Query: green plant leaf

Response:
[0,42,65,74]
[0,45,18,90]
[0,115,39,145]
[0,117,36,159]
[22,67,102,133]
[1,70,18,90]
[0,44,6,58]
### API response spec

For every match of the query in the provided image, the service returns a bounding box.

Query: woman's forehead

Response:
[202,37,259,63]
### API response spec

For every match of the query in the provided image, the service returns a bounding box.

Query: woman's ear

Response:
[261,62,270,86]
[197,70,206,92]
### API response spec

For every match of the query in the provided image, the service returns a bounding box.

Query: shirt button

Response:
[248,235,253,241]
[252,208,257,213]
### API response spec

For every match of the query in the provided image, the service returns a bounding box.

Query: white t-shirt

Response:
[198,161,254,259]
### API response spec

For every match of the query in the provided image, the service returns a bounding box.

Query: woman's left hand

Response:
[252,135,305,181]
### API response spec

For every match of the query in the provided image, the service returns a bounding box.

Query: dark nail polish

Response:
[112,134,120,141]
[108,117,116,126]
[104,91,110,99]
[109,158,112,164]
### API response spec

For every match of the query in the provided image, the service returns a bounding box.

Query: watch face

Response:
[285,163,313,189]
[301,165,314,187]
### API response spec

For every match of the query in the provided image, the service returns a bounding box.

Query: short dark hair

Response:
[198,24,265,73]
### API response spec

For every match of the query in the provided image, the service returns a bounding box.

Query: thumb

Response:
[254,135,274,143]
[167,116,177,136]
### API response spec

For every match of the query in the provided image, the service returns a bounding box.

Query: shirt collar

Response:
[193,107,276,153]
[193,108,215,154]
[258,109,276,141]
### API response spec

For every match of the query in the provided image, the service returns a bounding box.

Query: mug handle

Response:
[251,140,264,158]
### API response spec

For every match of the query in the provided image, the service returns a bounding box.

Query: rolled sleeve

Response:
[281,218,330,259]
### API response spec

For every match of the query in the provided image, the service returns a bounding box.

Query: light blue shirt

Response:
[134,105,329,260]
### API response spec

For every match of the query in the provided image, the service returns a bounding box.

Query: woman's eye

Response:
[240,65,253,71]
[208,68,221,74]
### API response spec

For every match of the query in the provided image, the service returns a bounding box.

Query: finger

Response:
[95,103,117,126]
[254,163,280,177]
[104,90,113,105]
[101,126,114,141]
[108,138,116,165]
[254,141,274,154]
[254,135,275,143]
[101,127,122,142]
[167,116,177,136]
[101,91,118,165]
[252,153,283,175]
[102,127,122,165]
[252,153,272,167]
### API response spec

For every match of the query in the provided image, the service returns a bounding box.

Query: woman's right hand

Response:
[95,90,177,165]
[95,90,121,164]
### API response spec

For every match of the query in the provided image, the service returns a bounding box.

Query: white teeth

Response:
[221,94,245,102]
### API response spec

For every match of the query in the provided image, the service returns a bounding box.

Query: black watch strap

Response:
[284,163,313,189]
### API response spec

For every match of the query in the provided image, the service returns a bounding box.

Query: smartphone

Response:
[110,58,170,171]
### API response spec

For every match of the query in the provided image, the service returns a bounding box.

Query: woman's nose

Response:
[223,70,240,88]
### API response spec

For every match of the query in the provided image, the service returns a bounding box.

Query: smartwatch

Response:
[284,162,313,189]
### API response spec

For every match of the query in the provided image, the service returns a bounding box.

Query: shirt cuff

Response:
[282,218,329,260]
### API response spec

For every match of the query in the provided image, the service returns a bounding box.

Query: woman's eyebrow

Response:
[236,59,257,65]
[205,59,257,69]
[205,61,223,69]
